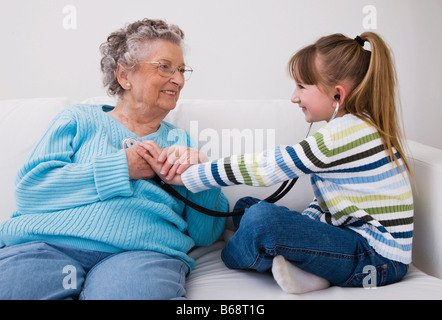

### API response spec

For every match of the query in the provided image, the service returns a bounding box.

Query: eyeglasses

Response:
[142,60,193,81]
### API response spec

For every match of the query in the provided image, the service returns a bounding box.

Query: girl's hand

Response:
[136,140,182,184]
[157,144,208,179]
[137,141,208,185]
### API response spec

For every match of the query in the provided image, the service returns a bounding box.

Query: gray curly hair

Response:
[100,18,185,98]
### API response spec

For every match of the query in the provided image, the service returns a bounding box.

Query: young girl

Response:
[138,32,414,294]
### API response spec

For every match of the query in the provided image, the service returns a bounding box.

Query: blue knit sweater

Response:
[0,104,228,269]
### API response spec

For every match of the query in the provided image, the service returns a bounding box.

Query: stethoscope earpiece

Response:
[329,101,340,122]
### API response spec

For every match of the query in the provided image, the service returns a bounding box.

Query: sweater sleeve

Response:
[14,109,132,214]
[182,140,313,193]
[181,125,346,193]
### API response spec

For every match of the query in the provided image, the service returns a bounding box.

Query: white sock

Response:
[271,255,330,294]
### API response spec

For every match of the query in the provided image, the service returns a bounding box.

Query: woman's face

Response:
[124,40,186,113]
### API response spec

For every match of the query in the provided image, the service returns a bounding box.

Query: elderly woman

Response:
[0,19,228,300]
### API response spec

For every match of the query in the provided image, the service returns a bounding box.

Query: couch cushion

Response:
[0,98,70,223]
[186,240,442,300]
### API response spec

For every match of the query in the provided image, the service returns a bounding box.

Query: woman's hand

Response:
[137,140,208,185]
[125,145,156,180]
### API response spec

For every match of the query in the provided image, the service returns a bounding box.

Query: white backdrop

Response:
[0,0,441,149]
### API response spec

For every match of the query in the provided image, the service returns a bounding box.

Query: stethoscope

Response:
[121,137,297,217]
[120,101,338,217]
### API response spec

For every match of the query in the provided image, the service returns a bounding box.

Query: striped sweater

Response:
[0,104,228,269]
[182,114,414,264]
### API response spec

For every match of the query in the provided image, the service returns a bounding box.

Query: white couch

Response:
[1,97,442,300]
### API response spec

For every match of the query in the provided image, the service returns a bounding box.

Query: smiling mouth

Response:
[161,90,178,96]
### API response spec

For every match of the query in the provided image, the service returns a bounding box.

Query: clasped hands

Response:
[125,140,208,185]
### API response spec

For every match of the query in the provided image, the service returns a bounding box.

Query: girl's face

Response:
[291,82,336,123]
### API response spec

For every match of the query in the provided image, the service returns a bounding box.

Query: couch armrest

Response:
[406,140,442,279]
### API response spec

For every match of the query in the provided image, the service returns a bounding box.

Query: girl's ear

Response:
[332,85,348,109]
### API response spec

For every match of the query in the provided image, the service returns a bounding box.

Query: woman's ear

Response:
[116,64,131,90]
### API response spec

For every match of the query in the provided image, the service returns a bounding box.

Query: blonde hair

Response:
[288,32,413,177]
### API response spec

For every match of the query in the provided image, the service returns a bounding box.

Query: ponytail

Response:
[349,32,413,177]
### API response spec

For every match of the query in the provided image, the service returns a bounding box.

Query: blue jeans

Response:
[0,241,189,300]
[223,198,408,288]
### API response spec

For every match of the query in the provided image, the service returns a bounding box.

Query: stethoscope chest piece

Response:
[121,137,138,149]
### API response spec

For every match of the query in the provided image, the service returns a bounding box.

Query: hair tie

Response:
[354,35,365,47]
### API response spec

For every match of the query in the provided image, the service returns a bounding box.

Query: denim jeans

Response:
[0,241,189,300]
[222,198,408,288]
